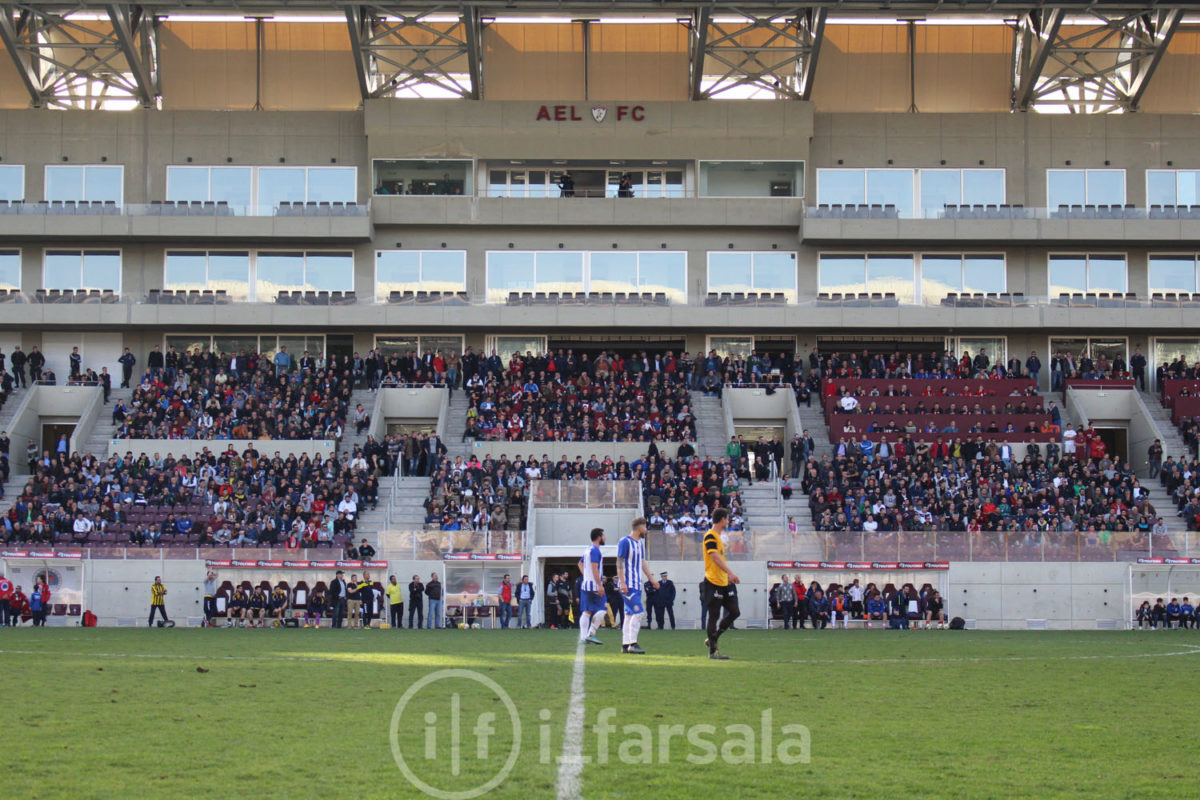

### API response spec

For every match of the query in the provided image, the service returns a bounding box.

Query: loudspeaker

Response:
[949,616,966,630]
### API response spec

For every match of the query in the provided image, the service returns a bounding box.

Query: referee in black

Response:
[701,508,740,659]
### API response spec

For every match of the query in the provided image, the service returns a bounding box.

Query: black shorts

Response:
[701,579,739,607]
[849,601,864,615]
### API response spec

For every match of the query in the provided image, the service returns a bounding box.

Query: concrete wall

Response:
[6,385,102,472]
[461,442,684,463]
[1066,387,1161,474]
[379,387,446,422]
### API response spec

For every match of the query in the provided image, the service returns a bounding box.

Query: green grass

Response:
[2,627,1198,799]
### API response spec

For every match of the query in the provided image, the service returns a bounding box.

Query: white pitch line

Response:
[555,641,587,800]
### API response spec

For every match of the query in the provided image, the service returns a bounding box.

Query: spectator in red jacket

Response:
[0,573,12,626]
[9,585,28,624]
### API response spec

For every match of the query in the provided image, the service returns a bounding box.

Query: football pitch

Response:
[3,628,1198,799]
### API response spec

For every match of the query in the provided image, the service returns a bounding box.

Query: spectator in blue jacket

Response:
[1166,598,1182,629]
[867,594,887,629]
[1180,597,1195,629]
[807,589,830,629]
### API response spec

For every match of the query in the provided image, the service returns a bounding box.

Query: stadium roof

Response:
[0,0,1194,111]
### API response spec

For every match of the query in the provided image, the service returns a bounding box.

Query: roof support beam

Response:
[105,4,158,107]
[1012,6,1181,113]
[462,5,483,100]
[0,7,44,105]
[695,6,828,100]
[342,3,475,99]
[1011,8,1064,111]
[687,6,709,101]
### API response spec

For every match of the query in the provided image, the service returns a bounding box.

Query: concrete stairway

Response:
[0,385,28,503]
[338,388,379,458]
[740,480,783,531]
[382,475,433,530]
[1138,389,1190,465]
[690,393,728,459]
[796,399,834,460]
[442,390,472,461]
[78,387,131,459]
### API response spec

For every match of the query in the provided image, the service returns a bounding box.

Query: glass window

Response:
[165,167,209,202]
[375,251,421,296]
[163,251,208,291]
[635,252,686,303]
[0,250,19,290]
[486,252,536,302]
[866,255,915,303]
[588,252,638,294]
[374,159,471,196]
[258,168,307,214]
[306,168,356,203]
[961,170,1005,206]
[1148,256,1198,294]
[962,255,1006,294]
[0,165,24,201]
[816,169,865,206]
[865,170,914,218]
[818,255,866,296]
[918,170,961,218]
[1047,169,1125,208]
[305,252,353,293]
[488,336,547,365]
[1048,256,1088,296]
[534,252,584,294]
[256,252,305,299]
[43,250,120,291]
[707,336,754,359]
[708,252,752,294]
[208,252,251,298]
[699,161,804,198]
[166,166,252,210]
[45,165,122,203]
[1049,254,1126,295]
[211,168,253,208]
[920,256,964,303]
[750,252,798,299]
[44,166,83,202]
[920,254,1005,304]
[1147,170,1200,207]
[1088,256,1127,292]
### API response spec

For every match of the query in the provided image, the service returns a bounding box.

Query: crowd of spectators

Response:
[800,425,1157,547]
[421,444,748,533]
[115,347,351,440]
[2,444,385,547]
[461,350,695,442]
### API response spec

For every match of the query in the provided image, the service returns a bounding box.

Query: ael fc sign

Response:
[536,104,645,122]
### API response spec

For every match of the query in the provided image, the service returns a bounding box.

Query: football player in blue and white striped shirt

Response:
[578,528,608,645]
[616,517,658,654]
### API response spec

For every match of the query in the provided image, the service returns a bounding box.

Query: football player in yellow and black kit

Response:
[701,508,741,660]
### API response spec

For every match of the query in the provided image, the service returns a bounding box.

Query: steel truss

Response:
[1011,7,1182,113]
[690,5,826,100]
[344,3,482,99]
[0,2,159,108]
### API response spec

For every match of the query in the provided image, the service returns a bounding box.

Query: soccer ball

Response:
[458,622,468,629]
[469,622,480,630]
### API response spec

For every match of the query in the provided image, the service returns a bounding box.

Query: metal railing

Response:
[746,529,1191,563]
[806,203,1197,221]
[378,529,526,559]
[530,480,642,509]
[0,200,370,217]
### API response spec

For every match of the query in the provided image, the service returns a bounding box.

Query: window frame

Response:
[815,167,1006,218]
[1045,168,1126,208]
[372,157,475,197]
[918,252,1007,304]
[42,248,122,293]
[43,164,124,204]
[697,160,804,199]
[1046,252,1129,295]
[0,248,20,291]
[816,251,916,302]
[163,250,252,298]
[0,165,25,202]
[484,250,688,303]
[253,250,355,301]
[1147,253,1200,294]
[374,249,468,300]
[164,165,357,214]
[705,250,798,300]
